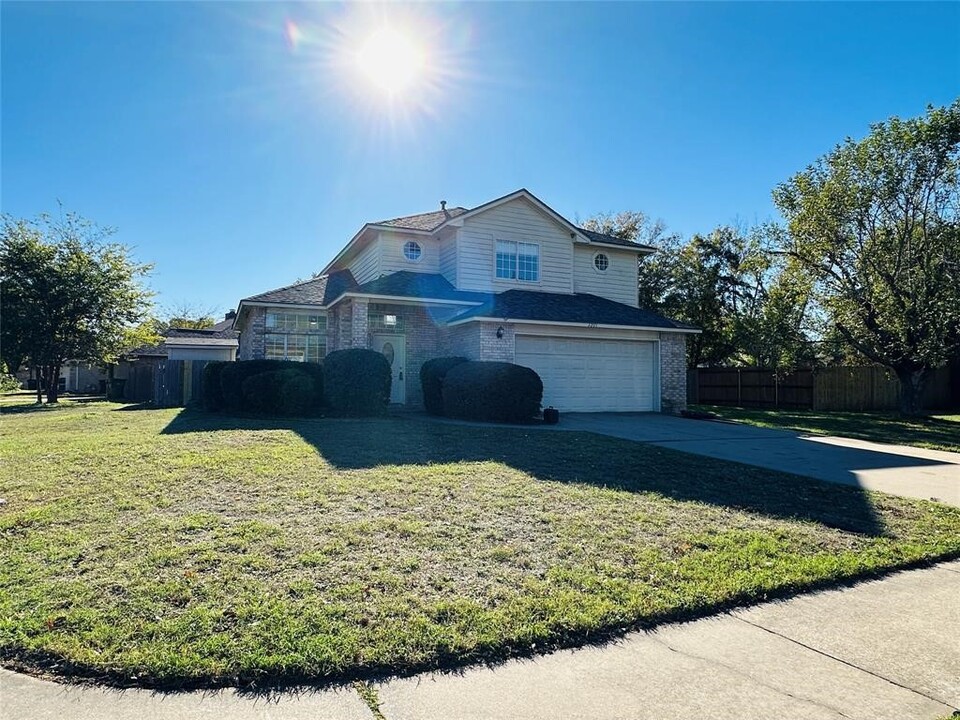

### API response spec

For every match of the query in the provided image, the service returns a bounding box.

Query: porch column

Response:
[351,298,370,349]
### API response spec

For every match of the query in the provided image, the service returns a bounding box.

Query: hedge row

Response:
[202,349,390,416]
[419,357,542,423]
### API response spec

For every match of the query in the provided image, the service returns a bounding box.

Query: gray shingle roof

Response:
[354,271,489,303]
[449,290,697,331]
[165,326,239,341]
[577,227,656,251]
[210,316,236,332]
[375,207,469,231]
[241,269,357,306]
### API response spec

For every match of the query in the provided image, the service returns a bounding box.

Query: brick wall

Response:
[338,300,354,349]
[479,322,516,362]
[351,299,369,348]
[238,306,266,360]
[659,332,688,412]
[438,323,480,359]
[326,305,341,352]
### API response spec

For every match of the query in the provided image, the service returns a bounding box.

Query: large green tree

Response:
[774,101,960,414]
[581,211,813,368]
[0,212,153,403]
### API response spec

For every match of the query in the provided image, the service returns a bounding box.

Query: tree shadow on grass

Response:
[160,407,890,536]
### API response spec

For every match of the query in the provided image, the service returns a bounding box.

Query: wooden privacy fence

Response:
[153,359,210,407]
[688,365,954,411]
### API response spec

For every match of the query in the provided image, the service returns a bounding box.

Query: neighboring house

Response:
[233,189,698,412]
[163,312,240,361]
[14,362,107,394]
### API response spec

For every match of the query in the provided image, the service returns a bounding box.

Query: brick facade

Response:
[350,299,369,348]
[237,306,266,360]
[478,322,516,362]
[659,331,688,413]
[238,300,689,412]
[438,323,480,358]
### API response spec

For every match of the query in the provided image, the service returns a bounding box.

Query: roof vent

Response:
[440,200,447,212]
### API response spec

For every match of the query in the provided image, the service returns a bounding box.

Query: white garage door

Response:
[515,335,656,412]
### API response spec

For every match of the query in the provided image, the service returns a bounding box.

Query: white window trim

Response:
[493,239,541,284]
[402,240,423,263]
[263,332,326,362]
[593,252,610,273]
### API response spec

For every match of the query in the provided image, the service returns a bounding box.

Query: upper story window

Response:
[403,240,422,262]
[264,311,326,362]
[495,240,539,282]
[593,252,609,272]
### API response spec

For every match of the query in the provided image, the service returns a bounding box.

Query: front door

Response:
[372,335,405,404]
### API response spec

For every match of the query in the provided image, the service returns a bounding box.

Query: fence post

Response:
[737,369,742,407]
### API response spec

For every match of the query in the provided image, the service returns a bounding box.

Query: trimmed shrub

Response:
[220,360,284,412]
[323,348,391,416]
[241,369,316,415]
[279,373,317,416]
[201,361,228,410]
[441,361,543,423]
[420,356,469,415]
[217,359,324,414]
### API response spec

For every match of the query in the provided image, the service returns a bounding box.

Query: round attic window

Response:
[594,252,609,272]
[403,240,422,262]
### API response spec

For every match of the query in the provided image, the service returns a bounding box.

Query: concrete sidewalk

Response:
[3,561,958,720]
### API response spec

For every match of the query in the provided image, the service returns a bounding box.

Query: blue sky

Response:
[3,2,958,315]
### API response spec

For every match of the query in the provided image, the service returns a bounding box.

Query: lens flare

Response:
[284,19,303,51]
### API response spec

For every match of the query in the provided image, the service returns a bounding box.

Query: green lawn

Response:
[692,405,960,454]
[2,396,959,689]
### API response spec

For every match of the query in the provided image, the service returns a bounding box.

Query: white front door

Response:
[373,335,406,404]
[515,335,656,412]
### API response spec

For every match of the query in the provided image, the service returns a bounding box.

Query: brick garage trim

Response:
[659,331,687,412]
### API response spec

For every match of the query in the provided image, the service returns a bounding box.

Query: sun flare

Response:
[355,27,426,96]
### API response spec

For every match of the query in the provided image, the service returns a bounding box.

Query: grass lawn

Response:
[692,405,960,454]
[2,396,959,689]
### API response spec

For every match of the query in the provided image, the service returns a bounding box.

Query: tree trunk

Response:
[44,364,61,404]
[34,366,42,404]
[895,366,929,416]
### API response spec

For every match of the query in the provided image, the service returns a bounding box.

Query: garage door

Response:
[514,336,656,412]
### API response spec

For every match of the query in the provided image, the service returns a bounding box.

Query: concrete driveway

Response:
[559,413,960,507]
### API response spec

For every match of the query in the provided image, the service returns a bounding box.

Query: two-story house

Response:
[233,189,698,412]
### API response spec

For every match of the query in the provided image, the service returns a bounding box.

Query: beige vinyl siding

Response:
[346,239,381,284]
[572,245,640,307]
[439,235,457,284]
[456,197,574,294]
[378,231,441,275]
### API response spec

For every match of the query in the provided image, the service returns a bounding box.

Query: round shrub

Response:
[201,361,228,411]
[323,348,391,416]
[241,369,316,415]
[441,361,543,423]
[420,356,469,416]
